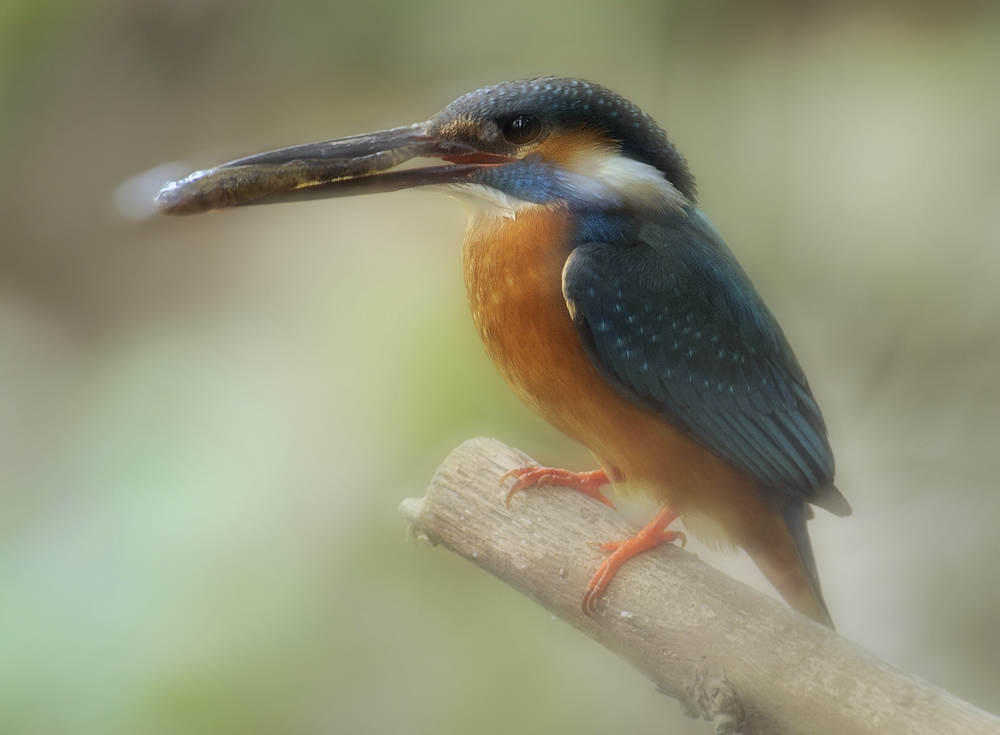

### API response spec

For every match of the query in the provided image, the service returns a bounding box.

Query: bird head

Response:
[154,77,696,217]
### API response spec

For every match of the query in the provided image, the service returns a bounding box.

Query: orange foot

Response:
[582,507,686,614]
[500,466,614,508]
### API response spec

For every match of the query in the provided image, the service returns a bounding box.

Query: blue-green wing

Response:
[563,211,848,514]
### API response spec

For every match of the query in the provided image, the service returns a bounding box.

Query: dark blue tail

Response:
[781,500,834,628]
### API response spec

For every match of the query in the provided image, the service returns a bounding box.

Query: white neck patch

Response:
[573,150,688,214]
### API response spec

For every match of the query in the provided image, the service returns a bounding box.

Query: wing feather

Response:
[562,210,848,512]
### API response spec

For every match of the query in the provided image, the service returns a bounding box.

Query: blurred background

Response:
[2,0,999,732]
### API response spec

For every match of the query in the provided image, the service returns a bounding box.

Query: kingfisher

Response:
[155,77,851,627]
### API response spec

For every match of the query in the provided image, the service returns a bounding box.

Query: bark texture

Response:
[399,437,1000,735]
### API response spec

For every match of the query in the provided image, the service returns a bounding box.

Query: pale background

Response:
[2,1,999,732]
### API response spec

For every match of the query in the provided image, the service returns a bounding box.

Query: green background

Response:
[2,1,999,732]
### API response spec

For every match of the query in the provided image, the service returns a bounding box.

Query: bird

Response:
[155,77,851,627]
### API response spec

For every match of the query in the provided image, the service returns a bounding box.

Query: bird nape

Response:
[156,77,850,628]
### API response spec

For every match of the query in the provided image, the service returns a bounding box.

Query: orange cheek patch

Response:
[531,127,619,169]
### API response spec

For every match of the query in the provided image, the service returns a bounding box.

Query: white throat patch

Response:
[433,183,543,221]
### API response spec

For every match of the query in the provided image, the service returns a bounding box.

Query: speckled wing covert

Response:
[562,209,850,516]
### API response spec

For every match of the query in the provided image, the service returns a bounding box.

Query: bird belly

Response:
[461,207,770,532]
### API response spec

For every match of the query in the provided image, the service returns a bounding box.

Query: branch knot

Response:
[680,660,745,735]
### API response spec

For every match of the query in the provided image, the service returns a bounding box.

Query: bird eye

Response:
[501,114,542,145]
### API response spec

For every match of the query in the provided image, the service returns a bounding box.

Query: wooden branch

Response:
[399,437,1000,735]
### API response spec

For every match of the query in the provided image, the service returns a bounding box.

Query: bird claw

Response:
[581,508,681,615]
[499,466,614,508]
[593,530,686,553]
[499,468,682,615]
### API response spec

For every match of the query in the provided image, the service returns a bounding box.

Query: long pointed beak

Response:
[154,123,509,216]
